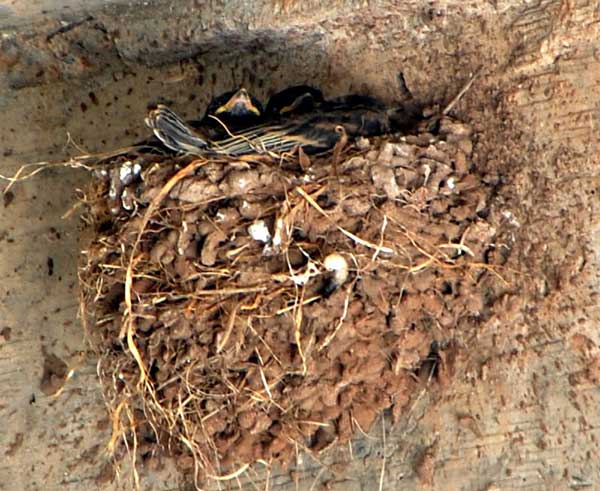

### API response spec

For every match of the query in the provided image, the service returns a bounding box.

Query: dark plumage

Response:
[144,85,422,157]
[325,93,385,111]
[148,103,392,157]
[137,88,264,154]
[265,85,325,117]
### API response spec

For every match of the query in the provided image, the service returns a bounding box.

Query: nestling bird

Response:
[191,87,264,139]
[75,84,423,169]
[140,88,265,154]
[145,84,422,157]
[147,104,390,156]
[265,85,325,117]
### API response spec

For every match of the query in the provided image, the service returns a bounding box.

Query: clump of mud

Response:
[79,116,501,484]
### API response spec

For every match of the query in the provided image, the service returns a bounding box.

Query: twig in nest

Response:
[149,286,268,300]
[309,468,327,491]
[0,158,94,194]
[296,187,394,254]
[467,262,509,286]
[207,114,248,142]
[351,415,377,441]
[258,365,273,401]
[318,279,356,352]
[379,414,387,491]
[62,200,84,220]
[293,284,308,375]
[0,143,148,194]
[206,463,250,481]
[408,257,435,273]
[107,400,127,454]
[247,320,284,368]
[331,125,348,179]
[443,68,482,115]
[216,302,240,353]
[276,295,320,315]
[125,405,141,490]
[371,214,389,263]
[246,387,286,412]
[65,131,89,155]
[438,243,475,257]
[124,158,208,389]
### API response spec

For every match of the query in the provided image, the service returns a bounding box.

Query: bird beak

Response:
[215,88,261,116]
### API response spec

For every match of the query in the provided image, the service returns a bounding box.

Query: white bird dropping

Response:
[248,220,271,243]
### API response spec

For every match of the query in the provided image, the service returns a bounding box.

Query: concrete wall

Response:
[1,1,600,490]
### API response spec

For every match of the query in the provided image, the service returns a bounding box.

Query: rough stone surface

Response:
[1,1,599,490]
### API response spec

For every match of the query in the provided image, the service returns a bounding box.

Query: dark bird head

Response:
[206,88,263,120]
[266,85,325,117]
[387,100,424,133]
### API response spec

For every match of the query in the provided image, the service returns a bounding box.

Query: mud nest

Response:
[79,116,502,484]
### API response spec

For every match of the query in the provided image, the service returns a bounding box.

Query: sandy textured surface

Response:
[1,1,599,490]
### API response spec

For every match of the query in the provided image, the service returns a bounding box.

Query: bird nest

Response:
[78,115,501,486]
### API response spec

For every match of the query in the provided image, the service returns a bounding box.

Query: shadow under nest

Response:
[78,112,503,486]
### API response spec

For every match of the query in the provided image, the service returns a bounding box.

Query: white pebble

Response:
[119,160,141,185]
[290,261,319,285]
[501,210,521,227]
[108,185,117,200]
[323,253,349,286]
[272,217,284,247]
[377,142,395,164]
[422,163,432,185]
[119,161,133,182]
[356,137,371,150]
[248,220,271,243]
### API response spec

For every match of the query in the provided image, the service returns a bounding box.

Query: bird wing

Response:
[145,105,209,155]
[210,122,324,156]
